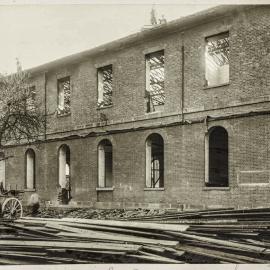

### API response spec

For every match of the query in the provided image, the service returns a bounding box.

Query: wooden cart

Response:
[0,190,23,219]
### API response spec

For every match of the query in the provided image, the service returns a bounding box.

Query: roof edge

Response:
[27,5,252,75]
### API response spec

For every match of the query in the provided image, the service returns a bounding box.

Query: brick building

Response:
[1,5,270,209]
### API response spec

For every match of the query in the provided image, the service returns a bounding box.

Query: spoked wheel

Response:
[2,197,23,219]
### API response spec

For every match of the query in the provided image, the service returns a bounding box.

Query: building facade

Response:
[1,5,270,209]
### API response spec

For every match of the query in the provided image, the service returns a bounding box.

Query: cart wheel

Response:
[2,198,23,219]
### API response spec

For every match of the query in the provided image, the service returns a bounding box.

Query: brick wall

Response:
[4,114,270,209]
[28,6,269,138]
[3,6,270,209]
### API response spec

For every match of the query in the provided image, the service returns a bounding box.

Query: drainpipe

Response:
[181,32,185,123]
[44,72,48,140]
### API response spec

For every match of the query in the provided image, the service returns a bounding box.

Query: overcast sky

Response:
[0,0,266,74]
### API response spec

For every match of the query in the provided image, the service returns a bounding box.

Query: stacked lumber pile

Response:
[0,217,187,264]
[121,207,270,263]
[1,207,270,264]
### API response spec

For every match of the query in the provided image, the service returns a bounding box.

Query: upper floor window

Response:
[205,32,229,87]
[57,77,71,115]
[145,50,165,113]
[97,65,113,108]
[26,86,36,111]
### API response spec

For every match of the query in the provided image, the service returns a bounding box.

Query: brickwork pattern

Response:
[3,6,270,209]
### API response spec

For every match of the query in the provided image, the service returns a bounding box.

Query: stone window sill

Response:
[24,188,36,192]
[203,82,230,90]
[57,112,71,118]
[145,111,161,115]
[97,104,113,110]
[96,187,114,191]
[144,187,165,191]
[203,187,230,191]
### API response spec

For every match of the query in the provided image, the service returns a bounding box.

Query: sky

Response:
[0,0,266,74]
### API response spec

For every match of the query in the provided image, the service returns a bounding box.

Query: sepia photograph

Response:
[0,0,270,266]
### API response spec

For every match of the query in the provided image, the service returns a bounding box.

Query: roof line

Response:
[27,5,249,75]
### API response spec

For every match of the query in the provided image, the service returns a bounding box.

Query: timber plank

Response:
[57,221,174,239]
[19,217,189,232]
[56,231,179,247]
[127,253,183,263]
[175,244,270,263]
[0,240,141,251]
[166,231,269,253]
[3,223,60,238]
[174,244,248,264]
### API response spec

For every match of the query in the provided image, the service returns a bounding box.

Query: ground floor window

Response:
[0,153,5,191]
[145,133,164,188]
[58,144,71,204]
[98,139,113,188]
[25,149,35,189]
[205,126,228,187]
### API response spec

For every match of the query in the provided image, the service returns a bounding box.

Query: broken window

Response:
[58,145,71,204]
[26,86,36,111]
[57,77,71,115]
[98,139,113,188]
[97,65,113,108]
[205,32,229,87]
[25,149,35,189]
[146,133,164,188]
[145,50,165,113]
[205,126,228,187]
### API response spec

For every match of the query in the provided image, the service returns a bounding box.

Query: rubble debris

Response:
[23,207,166,219]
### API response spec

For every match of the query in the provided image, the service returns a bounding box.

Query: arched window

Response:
[25,149,36,189]
[98,139,113,188]
[58,145,70,189]
[146,133,164,188]
[205,126,228,187]
[0,152,5,190]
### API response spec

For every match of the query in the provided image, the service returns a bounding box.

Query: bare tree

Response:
[0,70,45,148]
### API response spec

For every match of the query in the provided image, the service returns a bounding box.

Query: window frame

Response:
[97,139,113,189]
[204,31,230,88]
[26,85,36,111]
[145,133,165,189]
[57,76,71,116]
[97,65,113,109]
[0,152,6,190]
[145,50,165,113]
[25,148,36,190]
[205,126,229,188]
